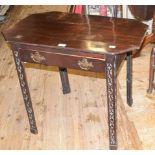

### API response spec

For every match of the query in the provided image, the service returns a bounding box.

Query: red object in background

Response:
[74,5,83,14]
[100,5,107,16]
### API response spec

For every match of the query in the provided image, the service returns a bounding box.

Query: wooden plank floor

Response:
[119,43,155,150]
[0,6,155,150]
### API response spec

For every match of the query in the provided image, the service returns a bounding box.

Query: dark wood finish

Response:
[128,6,155,48]
[128,6,155,94]
[11,44,38,134]
[128,5,155,21]
[59,67,71,94]
[105,54,117,150]
[126,52,133,106]
[2,11,147,55]
[2,11,147,150]
[18,49,106,73]
[147,47,155,94]
[153,11,155,34]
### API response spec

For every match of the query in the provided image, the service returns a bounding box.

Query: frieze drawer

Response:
[18,49,105,72]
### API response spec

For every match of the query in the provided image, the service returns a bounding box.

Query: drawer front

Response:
[19,49,105,72]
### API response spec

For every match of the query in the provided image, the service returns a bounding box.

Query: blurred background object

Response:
[0,5,12,23]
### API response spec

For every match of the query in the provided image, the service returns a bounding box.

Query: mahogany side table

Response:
[2,11,147,149]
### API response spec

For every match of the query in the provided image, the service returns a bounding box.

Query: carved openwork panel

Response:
[106,62,117,146]
[13,50,37,132]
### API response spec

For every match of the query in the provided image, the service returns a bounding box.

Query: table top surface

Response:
[2,11,148,55]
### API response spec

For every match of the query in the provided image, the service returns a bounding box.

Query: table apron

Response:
[19,49,106,72]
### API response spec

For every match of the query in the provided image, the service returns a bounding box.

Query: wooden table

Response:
[2,11,147,149]
[127,6,155,97]
[128,5,155,49]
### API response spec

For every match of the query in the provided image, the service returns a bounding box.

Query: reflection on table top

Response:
[2,11,148,55]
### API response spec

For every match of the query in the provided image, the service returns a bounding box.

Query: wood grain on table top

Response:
[2,11,148,55]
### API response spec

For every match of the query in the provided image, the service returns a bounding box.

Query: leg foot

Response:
[110,145,117,150]
[127,97,133,107]
[147,88,153,94]
[30,128,38,134]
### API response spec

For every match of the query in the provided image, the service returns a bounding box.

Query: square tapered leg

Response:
[106,55,117,150]
[12,49,38,134]
[59,67,71,94]
[126,52,133,106]
[147,47,155,94]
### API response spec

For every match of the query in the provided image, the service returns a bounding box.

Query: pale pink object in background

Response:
[74,5,83,14]
[100,5,107,16]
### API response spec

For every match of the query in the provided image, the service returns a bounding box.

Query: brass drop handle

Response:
[78,58,94,70]
[30,51,46,63]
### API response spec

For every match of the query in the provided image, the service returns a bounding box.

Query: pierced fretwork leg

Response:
[126,52,133,106]
[105,55,117,150]
[59,67,71,94]
[13,50,38,134]
[147,47,155,94]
